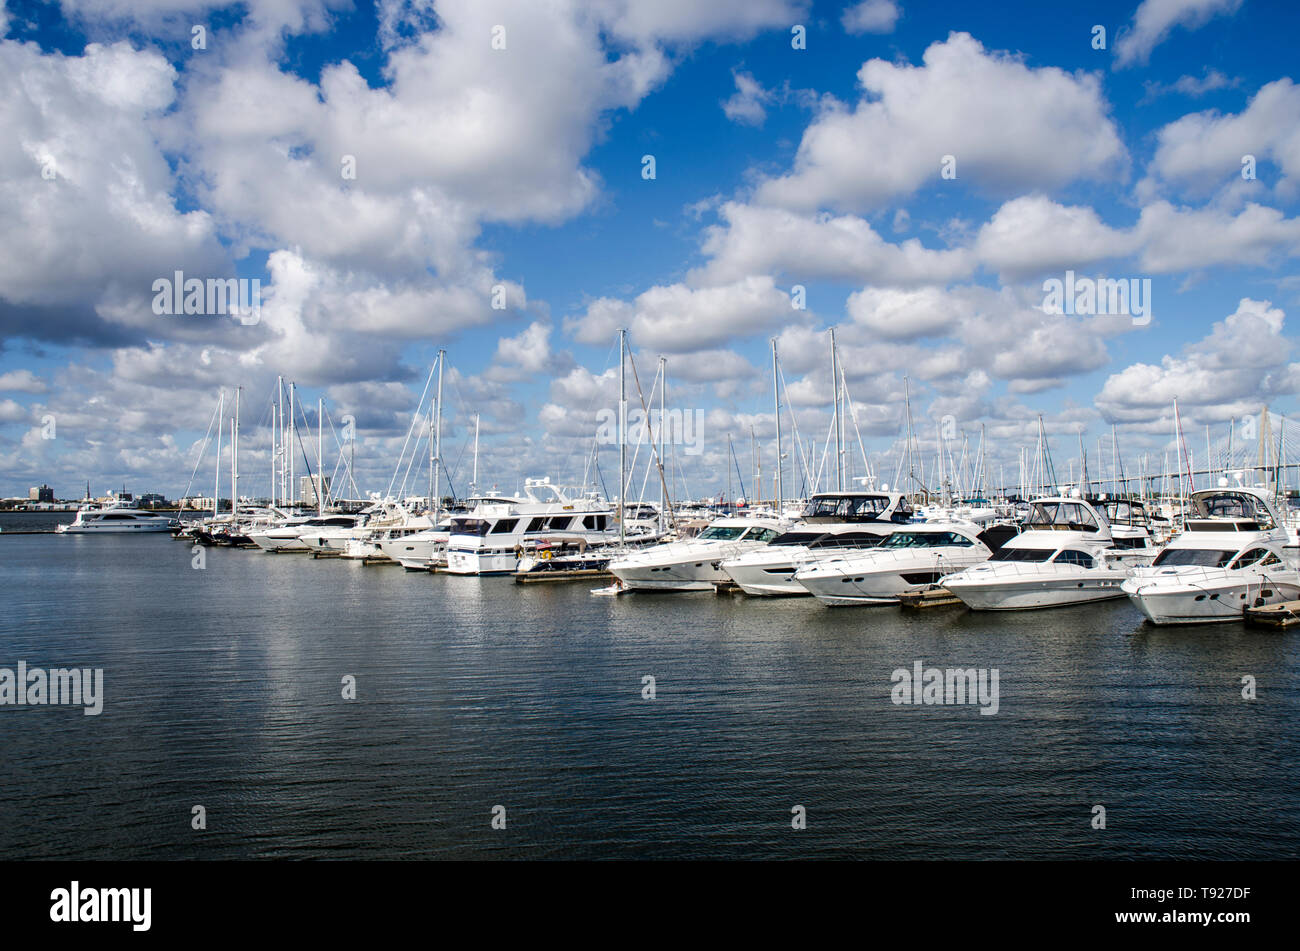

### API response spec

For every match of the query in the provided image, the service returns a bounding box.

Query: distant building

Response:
[300,475,331,506]
[138,493,168,508]
[28,484,54,503]
[181,496,217,511]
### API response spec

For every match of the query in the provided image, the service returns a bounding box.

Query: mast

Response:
[231,386,240,519]
[772,338,783,513]
[434,349,445,523]
[830,328,843,491]
[618,329,626,546]
[472,413,480,495]
[658,355,667,532]
[317,395,324,516]
[213,389,223,519]
[288,382,296,507]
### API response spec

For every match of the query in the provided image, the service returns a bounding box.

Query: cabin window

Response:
[489,519,518,534]
[1231,548,1270,569]
[1053,549,1095,568]
[990,548,1052,563]
[744,528,780,543]
[525,517,547,532]
[1152,548,1235,568]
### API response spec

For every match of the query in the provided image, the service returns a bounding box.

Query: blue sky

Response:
[1,0,1298,502]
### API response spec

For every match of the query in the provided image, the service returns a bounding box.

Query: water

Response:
[1,533,1297,859]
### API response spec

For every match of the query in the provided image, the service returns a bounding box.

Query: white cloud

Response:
[1141,78,1300,200]
[721,70,773,126]
[975,195,1137,280]
[1115,0,1243,68]
[756,32,1126,212]
[1141,67,1240,101]
[841,0,900,35]
[695,201,973,286]
[567,276,798,352]
[0,369,48,393]
[1134,201,1300,273]
[1096,298,1298,421]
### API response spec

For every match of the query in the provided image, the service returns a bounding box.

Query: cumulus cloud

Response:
[1115,0,1243,68]
[756,32,1127,212]
[721,70,773,126]
[841,0,900,35]
[1096,298,1299,423]
[1141,78,1300,200]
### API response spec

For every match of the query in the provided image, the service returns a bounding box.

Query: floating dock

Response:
[514,568,612,584]
[898,587,964,609]
[1244,600,1300,628]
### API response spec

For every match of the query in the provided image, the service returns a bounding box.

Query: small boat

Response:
[1122,486,1300,624]
[56,501,177,534]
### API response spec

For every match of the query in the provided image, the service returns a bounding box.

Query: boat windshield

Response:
[989,548,1053,562]
[1190,492,1274,528]
[1152,548,1236,568]
[699,525,747,541]
[800,495,900,521]
[769,531,826,546]
[1027,501,1101,532]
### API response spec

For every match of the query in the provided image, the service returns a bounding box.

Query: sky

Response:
[1,0,1299,503]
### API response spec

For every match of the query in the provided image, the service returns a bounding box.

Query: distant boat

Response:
[56,501,177,534]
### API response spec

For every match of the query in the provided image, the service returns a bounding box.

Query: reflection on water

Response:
[0,533,1297,859]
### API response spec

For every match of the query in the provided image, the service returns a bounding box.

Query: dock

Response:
[514,569,612,584]
[1244,600,1300,628]
[898,587,964,609]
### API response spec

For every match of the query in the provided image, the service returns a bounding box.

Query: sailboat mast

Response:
[434,349,444,523]
[288,382,296,507]
[618,329,626,546]
[772,338,783,513]
[317,396,324,516]
[232,386,240,519]
[213,389,223,519]
[472,413,480,494]
[659,355,667,532]
[830,328,843,491]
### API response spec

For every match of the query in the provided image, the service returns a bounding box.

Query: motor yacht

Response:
[444,480,620,575]
[1121,486,1300,624]
[607,515,784,591]
[56,501,178,534]
[248,513,359,552]
[793,521,1001,605]
[719,492,914,596]
[942,496,1138,610]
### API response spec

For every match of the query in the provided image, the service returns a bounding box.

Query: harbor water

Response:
[1,532,1297,860]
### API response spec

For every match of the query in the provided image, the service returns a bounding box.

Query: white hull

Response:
[945,569,1129,611]
[1123,572,1300,625]
[59,522,174,534]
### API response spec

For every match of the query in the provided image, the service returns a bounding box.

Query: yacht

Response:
[1121,486,1300,624]
[719,492,914,596]
[248,513,359,552]
[793,521,1000,605]
[375,522,454,570]
[444,480,619,575]
[1100,497,1161,559]
[942,495,1140,610]
[607,515,784,591]
[56,501,178,534]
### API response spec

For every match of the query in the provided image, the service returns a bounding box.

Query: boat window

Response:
[490,519,519,534]
[525,517,547,532]
[743,527,780,543]
[1192,492,1275,528]
[989,548,1053,562]
[800,495,892,520]
[1152,548,1235,568]
[939,532,974,547]
[881,532,928,548]
[770,531,825,546]
[1053,549,1095,568]
[827,532,885,549]
[1259,551,1283,567]
[1028,501,1100,531]
[451,519,491,537]
[1230,548,1270,569]
[699,525,746,541]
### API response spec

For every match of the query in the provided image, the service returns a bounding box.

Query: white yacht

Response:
[248,513,359,552]
[56,501,177,534]
[942,496,1139,610]
[1099,497,1161,561]
[608,515,784,591]
[375,522,454,570]
[1122,486,1300,624]
[719,492,914,596]
[793,522,997,605]
[444,480,619,575]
